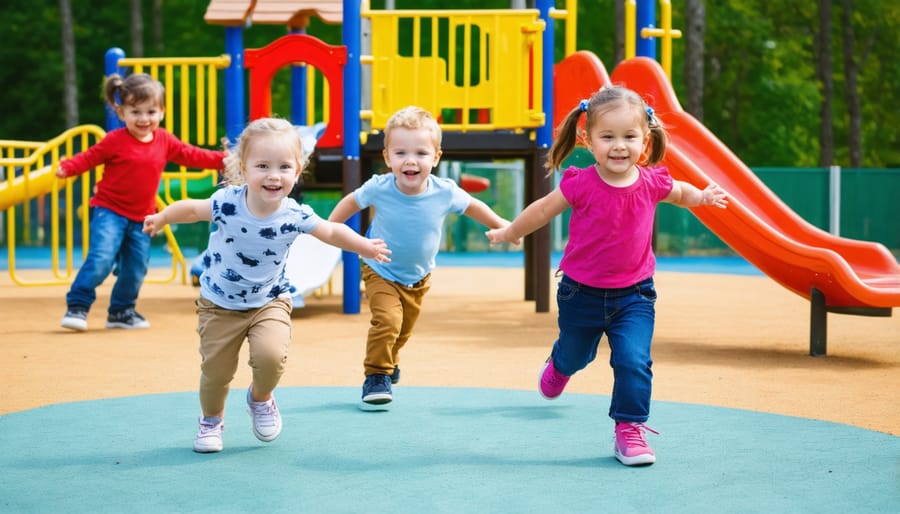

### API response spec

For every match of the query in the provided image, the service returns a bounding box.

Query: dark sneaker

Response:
[360,374,392,411]
[106,308,150,329]
[193,416,224,453]
[61,307,88,331]
[246,386,282,442]
[390,366,401,384]
[538,357,570,400]
[614,422,659,466]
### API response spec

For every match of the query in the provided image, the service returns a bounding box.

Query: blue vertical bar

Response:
[224,26,245,144]
[636,0,656,59]
[536,0,553,148]
[290,28,309,125]
[342,0,362,314]
[104,47,126,131]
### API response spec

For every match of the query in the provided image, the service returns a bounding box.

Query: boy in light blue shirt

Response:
[329,106,513,410]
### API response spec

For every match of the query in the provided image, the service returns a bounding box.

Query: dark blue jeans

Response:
[66,206,150,314]
[551,274,657,423]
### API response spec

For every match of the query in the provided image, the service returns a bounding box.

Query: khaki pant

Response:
[361,263,431,377]
[195,296,292,417]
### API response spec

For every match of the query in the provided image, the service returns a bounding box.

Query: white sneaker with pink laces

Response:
[193,416,224,453]
[246,386,282,442]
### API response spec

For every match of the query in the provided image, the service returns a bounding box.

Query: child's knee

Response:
[250,347,289,375]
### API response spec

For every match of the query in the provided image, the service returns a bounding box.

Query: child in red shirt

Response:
[57,73,225,331]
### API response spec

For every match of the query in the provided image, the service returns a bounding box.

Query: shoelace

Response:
[618,423,659,446]
[365,375,389,388]
[249,400,278,427]
[114,308,141,320]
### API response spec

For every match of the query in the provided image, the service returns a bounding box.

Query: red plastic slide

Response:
[553,54,900,309]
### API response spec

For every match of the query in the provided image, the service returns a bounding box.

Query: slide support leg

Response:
[810,288,827,356]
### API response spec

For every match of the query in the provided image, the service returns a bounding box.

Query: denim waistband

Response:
[559,274,653,298]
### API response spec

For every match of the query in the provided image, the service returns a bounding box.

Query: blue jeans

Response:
[551,274,657,423]
[66,207,150,314]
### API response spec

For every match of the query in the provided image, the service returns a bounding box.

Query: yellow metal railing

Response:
[625,0,682,79]
[548,0,579,57]
[0,125,186,286]
[363,3,545,132]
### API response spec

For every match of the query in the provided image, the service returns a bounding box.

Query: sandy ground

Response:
[1,266,898,436]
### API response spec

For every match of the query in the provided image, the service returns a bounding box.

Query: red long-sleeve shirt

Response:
[59,128,225,221]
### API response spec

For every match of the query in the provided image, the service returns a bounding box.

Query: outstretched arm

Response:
[143,199,212,237]
[463,198,521,244]
[311,220,392,263]
[485,188,569,245]
[665,181,728,209]
[327,193,362,223]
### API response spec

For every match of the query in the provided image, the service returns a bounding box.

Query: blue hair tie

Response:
[579,99,589,113]
[646,106,655,121]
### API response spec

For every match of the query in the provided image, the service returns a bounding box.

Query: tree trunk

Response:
[614,0,625,66]
[58,0,78,128]
[684,0,705,121]
[815,0,835,166]
[840,0,862,167]
[131,0,144,57]
[152,0,164,54]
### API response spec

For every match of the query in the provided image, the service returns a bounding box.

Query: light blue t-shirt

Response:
[355,173,471,286]
[200,184,322,309]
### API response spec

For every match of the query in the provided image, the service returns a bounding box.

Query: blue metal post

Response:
[104,47,126,131]
[532,0,554,312]
[290,28,309,126]
[636,0,657,59]
[342,0,362,314]
[224,26,245,144]
[536,0,553,149]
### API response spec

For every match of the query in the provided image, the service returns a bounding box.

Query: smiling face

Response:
[118,98,164,143]
[583,103,650,184]
[382,126,442,196]
[240,131,303,217]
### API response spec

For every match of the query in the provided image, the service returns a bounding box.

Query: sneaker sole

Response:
[193,443,223,453]
[614,448,656,466]
[359,396,392,412]
[105,321,150,329]
[61,320,88,331]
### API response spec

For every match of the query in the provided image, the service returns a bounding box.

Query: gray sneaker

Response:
[61,307,88,331]
[106,308,150,329]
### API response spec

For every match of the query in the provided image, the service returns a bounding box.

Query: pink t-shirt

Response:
[558,164,674,288]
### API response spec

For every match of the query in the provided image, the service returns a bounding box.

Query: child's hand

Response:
[486,220,522,245]
[363,238,392,263]
[485,225,521,246]
[143,213,166,237]
[702,183,729,208]
[50,162,65,179]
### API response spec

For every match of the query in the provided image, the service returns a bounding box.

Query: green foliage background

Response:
[1,0,897,167]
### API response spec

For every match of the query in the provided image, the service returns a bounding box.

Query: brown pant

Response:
[195,296,292,417]
[361,263,431,377]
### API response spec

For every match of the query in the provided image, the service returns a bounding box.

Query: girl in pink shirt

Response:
[57,73,225,331]
[487,86,727,467]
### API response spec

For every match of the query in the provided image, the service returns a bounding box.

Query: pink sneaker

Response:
[538,358,570,399]
[614,422,659,466]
